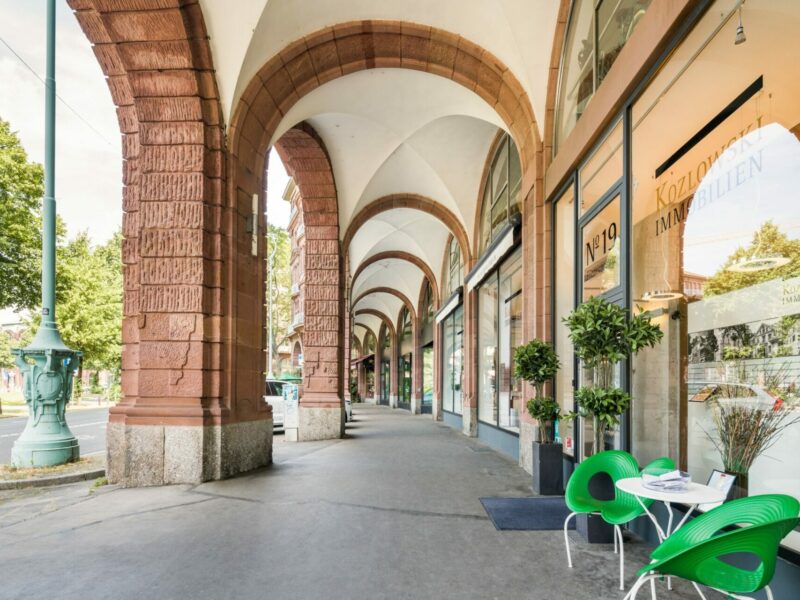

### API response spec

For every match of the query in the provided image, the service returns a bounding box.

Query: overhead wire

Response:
[0,35,114,147]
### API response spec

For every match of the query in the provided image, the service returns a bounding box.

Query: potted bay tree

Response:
[563,296,663,542]
[563,296,663,455]
[514,339,563,495]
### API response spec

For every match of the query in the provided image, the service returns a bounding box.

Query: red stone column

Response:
[432,319,443,421]
[70,0,273,486]
[411,315,422,414]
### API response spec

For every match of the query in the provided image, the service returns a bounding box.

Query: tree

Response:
[0,118,44,310]
[58,231,122,371]
[704,222,800,297]
[0,329,13,370]
[266,224,291,372]
[26,231,122,373]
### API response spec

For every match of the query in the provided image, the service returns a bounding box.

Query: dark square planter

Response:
[576,512,615,543]
[531,442,564,495]
[575,471,616,543]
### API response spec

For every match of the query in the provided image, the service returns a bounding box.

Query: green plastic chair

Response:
[641,456,676,475]
[624,494,800,600]
[563,450,644,590]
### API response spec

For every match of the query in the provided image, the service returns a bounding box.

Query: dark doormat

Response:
[480,496,575,531]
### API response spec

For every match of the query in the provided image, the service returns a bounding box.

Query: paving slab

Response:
[0,406,699,600]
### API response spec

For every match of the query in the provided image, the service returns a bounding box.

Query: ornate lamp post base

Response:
[11,337,81,468]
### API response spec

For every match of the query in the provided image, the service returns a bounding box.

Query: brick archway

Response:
[351,288,416,322]
[230,21,538,184]
[342,194,471,269]
[351,252,439,301]
[69,0,271,486]
[273,124,344,441]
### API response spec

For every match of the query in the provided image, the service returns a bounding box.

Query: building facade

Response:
[69,2,800,577]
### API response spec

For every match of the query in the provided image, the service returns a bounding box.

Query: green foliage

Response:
[0,329,14,369]
[514,339,560,393]
[72,378,83,402]
[526,396,561,443]
[349,376,360,402]
[705,222,800,297]
[563,295,664,369]
[267,225,292,371]
[0,118,44,310]
[571,386,632,430]
[27,231,122,371]
[515,339,562,443]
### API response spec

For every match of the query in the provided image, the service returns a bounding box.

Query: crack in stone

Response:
[317,499,490,522]
[186,488,264,504]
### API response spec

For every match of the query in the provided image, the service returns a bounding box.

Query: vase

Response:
[727,471,749,500]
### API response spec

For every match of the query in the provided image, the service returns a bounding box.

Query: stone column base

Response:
[107,418,272,487]
[298,406,343,441]
[389,394,398,408]
[519,421,536,475]
[462,406,478,437]
[410,395,421,414]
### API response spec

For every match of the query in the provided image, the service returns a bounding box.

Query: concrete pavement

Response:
[0,407,109,463]
[0,405,700,600]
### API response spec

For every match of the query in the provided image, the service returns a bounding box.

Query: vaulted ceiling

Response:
[196,0,560,325]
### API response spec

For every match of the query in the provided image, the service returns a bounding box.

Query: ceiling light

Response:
[735,6,747,45]
[727,254,790,273]
[639,290,685,302]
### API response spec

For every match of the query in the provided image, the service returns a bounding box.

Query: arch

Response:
[342,194,471,269]
[351,252,438,300]
[230,21,538,185]
[352,287,415,322]
[354,309,396,338]
[273,124,343,423]
[67,0,272,486]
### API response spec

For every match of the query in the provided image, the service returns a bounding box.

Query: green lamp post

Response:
[11,0,81,468]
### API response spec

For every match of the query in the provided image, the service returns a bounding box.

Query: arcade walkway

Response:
[0,406,696,599]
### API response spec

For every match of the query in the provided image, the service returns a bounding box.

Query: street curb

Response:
[0,468,106,491]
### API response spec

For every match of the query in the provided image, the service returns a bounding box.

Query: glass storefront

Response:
[478,248,523,433]
[398,307,413,410]
[552,0,800,553]
[442,304,464,415]
[422,345,434,413]
[380,323,391,405]
[628,0,800,552]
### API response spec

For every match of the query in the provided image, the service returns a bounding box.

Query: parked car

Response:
[264,379,286,430]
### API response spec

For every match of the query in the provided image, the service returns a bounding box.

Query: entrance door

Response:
[380,360,390,405]
[421,344,433,414]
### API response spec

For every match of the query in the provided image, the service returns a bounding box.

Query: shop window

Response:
[479,135,522,255]
[579,118,623,215]
[554,0,652,152]
[446,236,462,296]
[478,248,523,432]
[363,330,376,355]
[629,0,800,553]
[420,280,435,346]
[580,194,621,301]
[442,305,464,415]
[398,307,413,409]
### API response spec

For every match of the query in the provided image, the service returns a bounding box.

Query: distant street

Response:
[0,407,108,463]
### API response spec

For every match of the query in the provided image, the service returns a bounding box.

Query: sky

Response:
[0,0,291,243]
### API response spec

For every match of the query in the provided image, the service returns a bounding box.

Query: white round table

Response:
[616,477,728,541]
[616,477,728,598]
